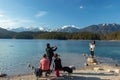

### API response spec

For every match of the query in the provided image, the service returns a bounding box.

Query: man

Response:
[46,43,57,68]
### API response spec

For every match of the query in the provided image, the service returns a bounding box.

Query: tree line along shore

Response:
[1,31,120,40]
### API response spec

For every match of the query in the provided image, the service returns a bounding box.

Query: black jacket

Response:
[54,58,62,70]
[46,47,57,58]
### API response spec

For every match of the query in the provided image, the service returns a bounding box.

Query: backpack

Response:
[34,68,42,77]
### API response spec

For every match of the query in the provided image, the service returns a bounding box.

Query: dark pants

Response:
[34,68,51,77]
[48,57,52,68]
[34,68,42,77]
[90,51,94,58]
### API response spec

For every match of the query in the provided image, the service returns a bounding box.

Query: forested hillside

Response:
[1,27,120,40]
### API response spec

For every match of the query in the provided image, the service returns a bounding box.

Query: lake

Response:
[0,39,120,76]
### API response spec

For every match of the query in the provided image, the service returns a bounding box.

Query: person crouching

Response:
[40,54,50,76]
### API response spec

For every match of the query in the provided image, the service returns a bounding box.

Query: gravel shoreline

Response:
[0,64,120,80]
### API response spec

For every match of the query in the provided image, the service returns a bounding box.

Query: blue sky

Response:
[0,0,120,29]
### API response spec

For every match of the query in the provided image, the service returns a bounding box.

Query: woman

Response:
[89,40,95,58]
[53,53,62,77]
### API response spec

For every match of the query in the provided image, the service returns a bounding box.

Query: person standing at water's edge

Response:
[46,43,57,68]
[89,40,95,58]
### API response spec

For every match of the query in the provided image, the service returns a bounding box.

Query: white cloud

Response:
[0,11,16,28]
[18,20,33,23]
[0,14,4,17]
[80,6,83,9]
[0,13,33,29]
[35,11,47,18]
[0,10,35,29]
[0,19,17,28]
[0,11,5,18]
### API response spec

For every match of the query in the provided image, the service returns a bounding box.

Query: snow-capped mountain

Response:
[4,23,120,33]
[79,23,120,34]
[55,25,80,32]
[6,25,80,32]
[7,27,46,32]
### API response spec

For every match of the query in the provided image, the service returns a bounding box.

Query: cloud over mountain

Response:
[35,11,47,18]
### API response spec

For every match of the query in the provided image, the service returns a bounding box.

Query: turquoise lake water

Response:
[0,39,120,76]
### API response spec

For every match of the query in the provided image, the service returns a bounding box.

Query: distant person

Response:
[89,40,95,58]
[46,43,57,68]
[53,53,62,77]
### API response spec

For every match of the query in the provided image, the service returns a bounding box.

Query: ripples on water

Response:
[0,39,120,76]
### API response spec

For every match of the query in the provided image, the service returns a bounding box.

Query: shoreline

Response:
[1,64,120,80]
[1,54,119,77]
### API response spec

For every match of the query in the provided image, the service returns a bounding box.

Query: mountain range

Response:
[1,23,120,34]
[7,27,46,32]
[55,25,79,32]
[56,23,120,34]
[79,23,120,34]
